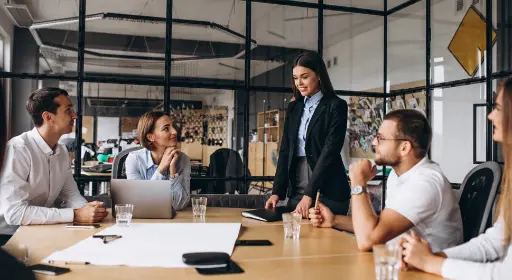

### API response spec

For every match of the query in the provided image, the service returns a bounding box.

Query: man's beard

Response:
[374,154,401,167]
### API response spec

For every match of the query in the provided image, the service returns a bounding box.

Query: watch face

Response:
[351,186,363,195]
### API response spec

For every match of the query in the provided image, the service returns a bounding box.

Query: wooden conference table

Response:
[4,208,441,280]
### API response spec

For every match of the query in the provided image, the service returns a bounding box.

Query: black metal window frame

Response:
[0,0,510,196]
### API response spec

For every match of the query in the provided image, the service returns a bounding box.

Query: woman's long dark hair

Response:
[291,51,336,101]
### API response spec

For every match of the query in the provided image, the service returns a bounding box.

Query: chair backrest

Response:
[205,148,250,194]
[190,194,270,209]
[111,146,143,179]
[458,161,502,242]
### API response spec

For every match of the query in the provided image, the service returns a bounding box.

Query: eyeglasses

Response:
[374,135,410,146]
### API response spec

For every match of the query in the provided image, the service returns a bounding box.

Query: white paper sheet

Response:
[43,223,241,268]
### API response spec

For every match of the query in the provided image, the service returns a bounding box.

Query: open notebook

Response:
[241,207,287,222]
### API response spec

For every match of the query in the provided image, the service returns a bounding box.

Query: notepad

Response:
[43,223,241,268]
[241,208,287,222]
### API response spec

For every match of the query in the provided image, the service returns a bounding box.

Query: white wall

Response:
[326,0,492,183]
[97,117,120,142]
[0,2,14,139]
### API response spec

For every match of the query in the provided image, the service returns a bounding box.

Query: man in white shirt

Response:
[0,88,107,245]
[309,109,463,252]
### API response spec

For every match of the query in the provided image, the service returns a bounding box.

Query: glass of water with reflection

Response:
[282,213,302,239]
[115,204,134,227]
[373,244,400,280]
[192,197,207,219]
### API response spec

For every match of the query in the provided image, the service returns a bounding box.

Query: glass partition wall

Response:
[1,0,510,201]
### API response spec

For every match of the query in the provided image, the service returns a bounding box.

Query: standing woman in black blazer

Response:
[265,51,350,217]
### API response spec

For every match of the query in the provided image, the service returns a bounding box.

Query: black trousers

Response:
[287,157,349,215]
[0,235,12,246]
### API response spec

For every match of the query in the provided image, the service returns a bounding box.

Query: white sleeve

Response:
[385,175,441,226]
[125,153,145,180]
[441,249,512,280]
[59,167,88,209]
[443,220,507,262]
[0,145,74,226]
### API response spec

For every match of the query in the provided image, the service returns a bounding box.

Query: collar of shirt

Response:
[395,157,429,185]
[28,127,56,156]
[145,149,158,170]
[304,91,323,110]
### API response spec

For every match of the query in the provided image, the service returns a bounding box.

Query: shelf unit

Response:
[257,110,284,143]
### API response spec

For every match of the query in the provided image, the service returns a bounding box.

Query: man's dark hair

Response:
[26,87,69,127]
[383,109,432,158]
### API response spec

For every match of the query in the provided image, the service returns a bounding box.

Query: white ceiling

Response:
[14,0,452,100]
[20,0,391,48]
[40,47,284,79]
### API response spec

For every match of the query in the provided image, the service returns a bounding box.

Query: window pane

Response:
[432,0,492,84]
[431,83,487,183]
[171,0,246,81]
[346,96,384,164]
[493,0,511,74]
[0,36,4,70]
[324,11,384,92]
[9,0,78,75]
[248,91,289,188]
[387,0,415,10]
[324,0,383,11]
[83,0,165,78]
[388,1,426,90]
[251,3,317,88]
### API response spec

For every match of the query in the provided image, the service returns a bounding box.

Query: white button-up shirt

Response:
[0,128,87,235]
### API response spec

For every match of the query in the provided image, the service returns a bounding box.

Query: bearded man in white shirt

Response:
[309,109,463,252]
[0,87,107,245]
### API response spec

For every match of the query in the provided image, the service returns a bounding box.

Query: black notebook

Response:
[241,208,287,222]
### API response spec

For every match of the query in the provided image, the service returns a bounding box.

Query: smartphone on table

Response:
[65,222,101,229]
[30,264,71,276]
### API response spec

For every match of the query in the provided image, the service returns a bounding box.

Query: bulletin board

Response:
[121,117,139,133]
[347,81,426,158]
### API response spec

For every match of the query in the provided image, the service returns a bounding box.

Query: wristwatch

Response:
[350,185,367,195]
[169,173,179,179]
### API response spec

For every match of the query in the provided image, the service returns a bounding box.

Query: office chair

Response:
[111,146,143,179]
[458,161,502,242]
[205,148,250,194]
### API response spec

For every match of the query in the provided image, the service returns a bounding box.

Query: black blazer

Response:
[273,95,350,202]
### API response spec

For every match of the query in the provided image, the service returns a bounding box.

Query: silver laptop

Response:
[111,179,175,219]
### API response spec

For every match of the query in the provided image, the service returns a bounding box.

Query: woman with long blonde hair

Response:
[400,77,512,279]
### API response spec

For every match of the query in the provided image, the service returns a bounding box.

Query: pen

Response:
[314,191,320,210]
[103,235,122,244]
[48,260,90,265]
[93,235,119,238]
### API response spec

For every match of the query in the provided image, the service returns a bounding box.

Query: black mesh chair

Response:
[190,194,270,209]
[111,146,142,179]
[458,162,502,242]
[204,148,250,194]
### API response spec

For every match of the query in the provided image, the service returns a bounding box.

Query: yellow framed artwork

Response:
[448,6,497,77]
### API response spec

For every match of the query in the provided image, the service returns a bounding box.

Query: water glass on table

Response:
[373,244,400,280]
[192,197,207,218]
[282,213,302,239]
[115,204,134,227]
